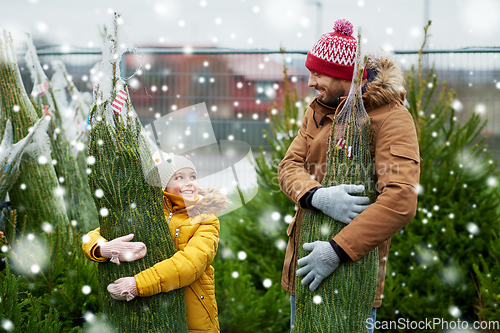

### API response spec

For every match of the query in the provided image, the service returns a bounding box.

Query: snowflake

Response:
[237,251,247,260]
[100,207,109,217]
[82,285,91,295]
[30,264,40,274]
[449,305,461,318]
[38,156,48,164]
[83,311,95,322]
[42,222,53,233]
[1,319,14,332]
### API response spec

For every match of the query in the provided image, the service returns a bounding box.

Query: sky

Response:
[1,0,499,52]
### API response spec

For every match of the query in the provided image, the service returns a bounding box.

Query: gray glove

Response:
[297,241,340,291]
[311,184,370,224]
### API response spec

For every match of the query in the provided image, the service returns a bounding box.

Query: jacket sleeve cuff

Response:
[329,240,352,262]
[299,186,322,211]
[135,267,162,297]
[82,228,108,263]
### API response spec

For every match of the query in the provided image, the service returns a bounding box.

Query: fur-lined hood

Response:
[190,188,231,216]
[362,54,406,109]
[163,188,231,217]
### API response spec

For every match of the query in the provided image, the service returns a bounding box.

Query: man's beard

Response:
[316,80,346,108]
[317,90,344,108]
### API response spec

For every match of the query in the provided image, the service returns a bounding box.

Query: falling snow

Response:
[449,305,462,318]
[1,319,14,332]
[100,207,109,217]
[237,251,247,260]
[82,285,92,295]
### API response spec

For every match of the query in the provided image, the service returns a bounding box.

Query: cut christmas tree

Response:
[293,31,378,333]
[86,13,188,332]
[0,117,50,201]
[0,30,69,234]
[24,33,97,231]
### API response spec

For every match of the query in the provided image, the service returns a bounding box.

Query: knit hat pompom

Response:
[334,19,353,36]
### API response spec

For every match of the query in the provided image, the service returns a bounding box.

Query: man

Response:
[278,19,420,332]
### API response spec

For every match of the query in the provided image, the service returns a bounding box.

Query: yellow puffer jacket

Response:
[82,189,229,333]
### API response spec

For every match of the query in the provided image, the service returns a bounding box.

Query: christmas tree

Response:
[24,33,98,232]
[0,30,69,233]
[473,232,500,330]
[377,22,500,329]
[86,13,188,332]
[293,31,378,333]
[1,29,100,333]
[212,52,301,333]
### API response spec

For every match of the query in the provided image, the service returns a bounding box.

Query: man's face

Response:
[308,71,346,107]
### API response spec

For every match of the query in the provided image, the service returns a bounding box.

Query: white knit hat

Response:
[153,152,197,189]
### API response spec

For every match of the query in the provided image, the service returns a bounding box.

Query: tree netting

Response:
[293,31,379,333]
[86,13,188,333]
[0,30,69,234]
[24,33,98,232]
[0,117,51,203]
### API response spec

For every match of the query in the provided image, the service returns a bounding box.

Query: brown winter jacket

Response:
[278,55,421,308]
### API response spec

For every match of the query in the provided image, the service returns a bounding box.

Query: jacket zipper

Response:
[164,197,179,224]
[174,228,180,248]
[163,197,187,249]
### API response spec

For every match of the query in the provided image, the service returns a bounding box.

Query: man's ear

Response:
[340,79,352,92]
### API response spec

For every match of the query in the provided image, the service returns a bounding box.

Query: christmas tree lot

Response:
[376,22,500,331]
[0,29,100,332]
[217,22,500,332]
[1,19,500,333]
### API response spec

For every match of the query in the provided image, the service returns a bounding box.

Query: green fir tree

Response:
[86,13,188,333]
[377,22,500,331]
[213,52,302,333]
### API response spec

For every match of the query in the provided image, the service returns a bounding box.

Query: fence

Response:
[15,47,500,160]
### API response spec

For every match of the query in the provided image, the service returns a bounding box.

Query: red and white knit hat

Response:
[305,19,367,81]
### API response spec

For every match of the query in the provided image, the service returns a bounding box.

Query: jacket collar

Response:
[163,191,200,213]
[309,97,347,127]
[309,90,382,125]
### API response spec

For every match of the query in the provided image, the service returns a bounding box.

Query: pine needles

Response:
[293,31,379,333]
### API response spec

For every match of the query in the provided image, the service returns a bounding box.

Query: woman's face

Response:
[165,168,199,200]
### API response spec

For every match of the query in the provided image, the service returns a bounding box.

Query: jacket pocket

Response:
[388,144,420,187]
[188,280,219,331]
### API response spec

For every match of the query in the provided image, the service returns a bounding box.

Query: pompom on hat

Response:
[153,151,197,189]
[305,19,367,81]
